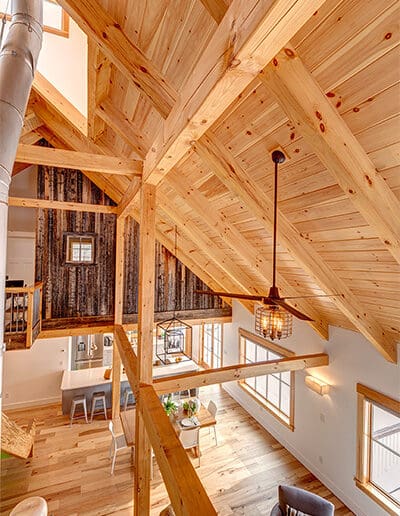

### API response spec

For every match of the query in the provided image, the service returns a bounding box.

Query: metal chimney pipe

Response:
[0,0,42,408]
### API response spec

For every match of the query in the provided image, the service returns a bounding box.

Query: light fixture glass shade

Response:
[255,305,293,340]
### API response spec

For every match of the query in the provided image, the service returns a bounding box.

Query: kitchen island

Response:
[60,360,199,414]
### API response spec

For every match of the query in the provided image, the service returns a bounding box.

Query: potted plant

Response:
[182,398,200,417]
[163,394,178,418]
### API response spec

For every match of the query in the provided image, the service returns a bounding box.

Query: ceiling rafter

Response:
[164,172,329,339]
[118,0,328,211]
[260,45,400,265]
[58,0,178,119]
[194,132,397,362]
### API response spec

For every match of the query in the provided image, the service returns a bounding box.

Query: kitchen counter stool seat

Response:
[70,394,88,426]
[90,391,107,422]
[123,388,135,411]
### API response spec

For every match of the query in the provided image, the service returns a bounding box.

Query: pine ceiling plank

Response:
[165,171,329,339]
[195,132,397,362]
[15,144,142,177]
[142,0,329,185]
[58,0,177,119]
[87,40,110,141]
[261,46,400,265]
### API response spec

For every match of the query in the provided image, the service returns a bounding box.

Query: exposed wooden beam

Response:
[87,40,110,141]
[140,385,217,515]
[96,99,149,159]
[135,184,156,515]
[19,130,42,146]
[141,0,328,190]
[58,0,177,118]
[114,325,138,393]
[165,174,329,339]
[117,177,142,218]
[260,45,400,265]
[16,144,142,176]
[199,0,228,23]
[154,353,329,394]
[8,196,117,214]
[195,133,397,363]
[32,72,87,135]
[21,110,42,137]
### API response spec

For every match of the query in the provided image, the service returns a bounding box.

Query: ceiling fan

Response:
[196,150,338,339]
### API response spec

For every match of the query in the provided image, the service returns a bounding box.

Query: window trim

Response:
[1,2,69,38]
[355,383,400,515]
[65,233,96,265]
[200,322,223,369]
[238,327,295,431]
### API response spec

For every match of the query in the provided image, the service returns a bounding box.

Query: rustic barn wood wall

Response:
[123,216,224,315]
[36,160,225,319]
[35,162,116,319]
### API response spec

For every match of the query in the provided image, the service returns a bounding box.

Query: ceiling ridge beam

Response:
[165,174,329,340]
[119,0,327,211]
[195,132,397,362]
[58,0,177,119]
[260,45,400,265]
[16,143,142,177]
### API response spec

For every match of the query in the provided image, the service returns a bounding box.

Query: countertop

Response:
[61,360,199,390]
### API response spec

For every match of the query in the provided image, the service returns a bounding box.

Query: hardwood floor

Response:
[1,386,353,515]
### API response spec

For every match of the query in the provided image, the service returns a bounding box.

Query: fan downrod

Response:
[271,150,286,164]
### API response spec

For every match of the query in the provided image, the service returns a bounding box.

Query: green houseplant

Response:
[163,394,178,417]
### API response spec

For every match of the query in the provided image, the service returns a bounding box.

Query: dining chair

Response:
[108,420,133,474]
[179,426,200,467]
[207,400,218,445]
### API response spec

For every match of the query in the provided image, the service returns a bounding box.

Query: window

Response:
[239,328,294,429]
[201,323,223,368]
[356,383,400,515]
[66,235,95,264]
[0,0,69,37]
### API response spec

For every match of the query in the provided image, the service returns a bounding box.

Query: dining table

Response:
[119,401,216,448]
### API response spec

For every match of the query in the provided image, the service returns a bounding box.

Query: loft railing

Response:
[4,282,43,348]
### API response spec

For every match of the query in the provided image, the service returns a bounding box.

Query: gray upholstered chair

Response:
[270,485,335,515]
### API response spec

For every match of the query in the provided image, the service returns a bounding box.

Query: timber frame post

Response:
[135,184,156,515]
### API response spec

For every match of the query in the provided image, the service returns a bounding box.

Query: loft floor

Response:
[1,385,353,515]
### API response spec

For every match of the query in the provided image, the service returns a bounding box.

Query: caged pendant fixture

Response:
[156,226,192,364]
[255,150,293,341]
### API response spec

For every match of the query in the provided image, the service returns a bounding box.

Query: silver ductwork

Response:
[0,1,43,410]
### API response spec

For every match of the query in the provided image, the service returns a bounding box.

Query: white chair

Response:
[10,497,48,516]
[70,394,88,426]
[179,426,200,467]
[108,420,133,474]
[90,391,107,422]
[207,400,218,445]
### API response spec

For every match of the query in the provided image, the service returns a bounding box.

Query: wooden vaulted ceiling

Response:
[15,0,400,362]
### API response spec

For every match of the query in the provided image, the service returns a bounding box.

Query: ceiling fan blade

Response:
[195,290,265,302]
[282,294,341,300]
[273,299,314,321]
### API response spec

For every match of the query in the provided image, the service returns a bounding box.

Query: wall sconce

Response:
[305,375,330,396]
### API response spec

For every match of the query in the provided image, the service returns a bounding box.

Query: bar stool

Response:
[123,388,135,411]
[90,391,107,422]
[70,394,88,426]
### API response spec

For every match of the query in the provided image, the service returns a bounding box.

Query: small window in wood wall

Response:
[201,323,223,369]
[238,328,295,430]
[66,234,95,264]
[0,0,69,38]
[355,383,400,515]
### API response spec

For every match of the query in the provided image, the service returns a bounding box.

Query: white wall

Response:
[37,18,87,116]
[3,337,70,409]
[223,301,400,516]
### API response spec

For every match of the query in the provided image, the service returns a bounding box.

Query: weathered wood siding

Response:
[36,165,225,319]
[123,217,224,314]
[36,164,116,318]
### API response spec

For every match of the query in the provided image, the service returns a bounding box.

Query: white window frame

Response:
[201,322,223,369]
[239,328,295,430]
[355,383,400,515]
[66,234,95,264]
